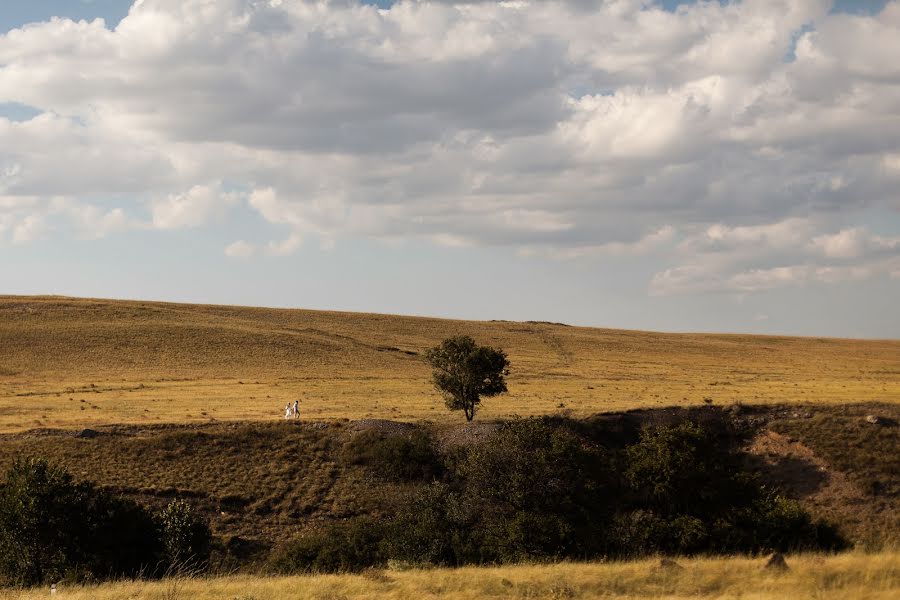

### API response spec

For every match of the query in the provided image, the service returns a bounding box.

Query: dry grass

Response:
[0,404,896,549]
[0,420,409,546]
[767,406,900,547]
[1,552,897,599]
[1,296,898,433]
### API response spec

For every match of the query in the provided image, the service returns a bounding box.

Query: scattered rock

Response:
[659,558,684,570]
[75,428,99,439]
[864,415,897,426]
[350,419,416,435]
[764,553,789,572]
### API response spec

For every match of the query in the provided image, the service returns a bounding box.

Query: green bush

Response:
[0,458,164,587]
[609,510,708,557]
[458,418,612,561]
[268,518,386,574]
[709,492,847,554]
[386,482,481,566]
[340,428,442,482]
[158,499,212,571]
[624,422,748,515]
[615,422,847,556]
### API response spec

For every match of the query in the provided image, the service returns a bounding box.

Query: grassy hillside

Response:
[0,404,896,554]
[3,552,898,600]
[1,296,898,433]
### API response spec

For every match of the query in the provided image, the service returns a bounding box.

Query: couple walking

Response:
[284,399,301,420]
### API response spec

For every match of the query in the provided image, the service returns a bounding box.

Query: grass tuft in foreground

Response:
[1,552,897,600]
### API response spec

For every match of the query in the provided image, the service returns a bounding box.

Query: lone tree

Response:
[425,335,509,421]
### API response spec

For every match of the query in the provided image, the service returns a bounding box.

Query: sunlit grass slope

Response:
[2,552,897,600]
[1,295,898,433]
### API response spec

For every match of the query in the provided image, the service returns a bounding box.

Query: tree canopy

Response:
[425,335,509,421]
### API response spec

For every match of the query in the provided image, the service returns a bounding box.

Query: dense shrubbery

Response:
[1,417,848,583]
[268,518,386,574]
[341,428,442,482]
[275,417,847,573]
[0,458,211,587]
[614,422,846,556]
[453,418,612,562]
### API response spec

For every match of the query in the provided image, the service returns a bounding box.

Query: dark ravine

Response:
[0,402,896,566]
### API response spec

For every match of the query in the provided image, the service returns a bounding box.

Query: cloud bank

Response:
[1,0,899,295]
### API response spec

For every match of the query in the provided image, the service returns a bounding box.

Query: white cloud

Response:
[810,227,900,259]
[150,183,239,229]
[224,239,256,258]
[265,233,302,256]
[0,0,897,296]
[523,225,675,259]
[0,194,132,242]
[11,213,44,243]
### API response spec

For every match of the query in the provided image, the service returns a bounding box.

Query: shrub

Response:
[458,418,612,561]
[624,422,744,515]
[268,518,386,574]
[617,422,848,556]
[158,499,212,571]
[340,428,442,482]
[386,482,481,566]
[609,511,708,557]
[0,458,164,587]
[710,492,847,554]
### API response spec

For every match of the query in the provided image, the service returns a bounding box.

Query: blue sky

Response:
[2,1,899,337]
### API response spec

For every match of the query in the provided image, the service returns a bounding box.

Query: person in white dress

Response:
[284,404,292,419]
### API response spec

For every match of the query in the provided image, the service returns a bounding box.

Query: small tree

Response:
[425,335,509,421]
[158,499,212,571]
[0,458,164,587]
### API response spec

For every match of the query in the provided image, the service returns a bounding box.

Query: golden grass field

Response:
[1,295,898,433]
[2,552,897,600]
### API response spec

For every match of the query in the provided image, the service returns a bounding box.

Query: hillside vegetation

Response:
[1,296,898,432]
[3,552,898,600]
[0,404,896,559]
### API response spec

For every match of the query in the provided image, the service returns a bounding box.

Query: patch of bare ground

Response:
[747,430,872,537]
[754,403,900,546]
[431,420,501,452]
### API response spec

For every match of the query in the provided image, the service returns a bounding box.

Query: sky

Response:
[1,0,899,338]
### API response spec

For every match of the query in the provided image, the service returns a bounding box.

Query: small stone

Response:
[864,414,896,426]
[764,553,789,572]
[659,558,684,570]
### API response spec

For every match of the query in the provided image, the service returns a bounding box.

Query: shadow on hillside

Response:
[746,453,829,498]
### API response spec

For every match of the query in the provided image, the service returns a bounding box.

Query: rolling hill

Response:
[0,295,898,432]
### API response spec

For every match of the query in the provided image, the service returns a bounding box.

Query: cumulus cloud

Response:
[150,183,240,229]
[224,239,256,258]
[0,194,133,242]
[810,227,900,259]
[650,220,900,295]
[266,233,303,256]
[0,0,898,296]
